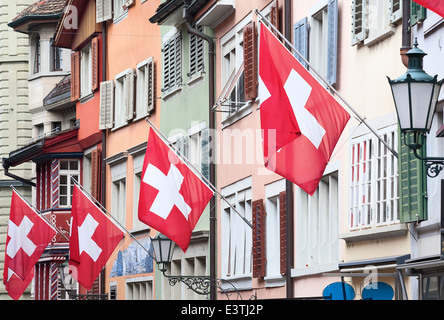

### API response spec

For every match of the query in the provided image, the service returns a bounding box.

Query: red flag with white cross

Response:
[138,128,214,252]
[259,22,350,195]
[413,0,444,18]
[3,190,57,300]
[69,185,124,290]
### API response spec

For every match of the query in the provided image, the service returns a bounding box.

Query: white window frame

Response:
[136,57,154,119]
[349,122,399,230]
[113,0,128,24]
[80,44,92,98]
[220,14,252,126]
[114,68,135,129]
[59,159,80,207]
[106,153,128,226]
[294,167,339,276]
[129,142,148,231]
[220,177,252,289]
[264,179,286,286]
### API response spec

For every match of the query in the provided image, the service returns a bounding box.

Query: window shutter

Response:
[279,191,287,275]
[389,0,402,24]
[91,37,99,92]
[410,0,426,27]
[270,0,279,35]
[96,0,113,22]
[146,59,155,115]
[201,127,210,181]
[91,149,102,202]
[293,17,308,68]
[99,80,114,129]
[252,199,266,279]
[71,51,80,101]
[327,0,338,86]
[125,68,135,122]
[162,31,182,92]
[398,132,427,223]
[189,26,205,77]
[351,0,368,45]
[243,22,258,101]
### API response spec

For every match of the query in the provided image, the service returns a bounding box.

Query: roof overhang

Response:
[196,0,235,28]
[8,14,62,34]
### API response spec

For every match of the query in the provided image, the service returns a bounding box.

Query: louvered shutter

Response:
[243,22,257,101]
[351,0,367,45]
[91,37,99,91]
[399,132,427,223]
[189,26,205,77]
[146,59,155,115]
[293,17,308,68]
[96,0,112,22]
[279,191,287,275]
[410,0,426,27]
[201,127,210,181]
[71,51,80,101]
[91,149,102,202]
[327,0,338,85]
[99,80,114,129]
[389,0,402,24]
[270,0,279,34]
[252,199,266,279]
[162,31,182,92]
[125,69,135,121]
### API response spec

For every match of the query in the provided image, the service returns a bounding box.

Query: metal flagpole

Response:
[10,186,70,242]
[145,118,253,229]
[70,178,156,261]
[255,9,399,159]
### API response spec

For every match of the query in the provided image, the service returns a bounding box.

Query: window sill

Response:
[187,71,205,87]
[79,92,94,104]
[113,10,128,25]
[221,102,252,129]
[161,85,182,101]
[340,223,408,243]
[264,274,285,288]
[364,26,396,47]
[219,274,252,292]
[291,262,338,278]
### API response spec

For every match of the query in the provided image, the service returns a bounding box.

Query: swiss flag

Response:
[3,190,56,300]
[69,185,124,290]
[259,22,350,195]
[138,128,214,252]
[413,0,444,18]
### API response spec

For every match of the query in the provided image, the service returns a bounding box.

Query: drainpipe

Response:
[2,160,36,187]
[401,0,411,67]
[101,21,107,296]
[284,0,294,299]
[184,1,216,300]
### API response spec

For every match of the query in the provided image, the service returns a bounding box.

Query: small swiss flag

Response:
[69,185,124,291]
[138,128,214,252]
[259,22,350,195]
[3,190,56,300]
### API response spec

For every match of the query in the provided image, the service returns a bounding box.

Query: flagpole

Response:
[255,9,399,159]
[10,186,70,242]
[70,178,156,261]
[145,118,253,229]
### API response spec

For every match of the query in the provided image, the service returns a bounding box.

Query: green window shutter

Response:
[410,0,426,27]
[398,132,427,223]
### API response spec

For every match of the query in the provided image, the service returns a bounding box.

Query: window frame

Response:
[59,159,80,208]
[136,57,155,119]
[80,44,92,98]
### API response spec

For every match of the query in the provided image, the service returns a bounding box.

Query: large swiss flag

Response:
[69,185,124,290]
[138,128,214,252]
[259,22,350,195]
[3,190,56,299]
[413,0,444,18]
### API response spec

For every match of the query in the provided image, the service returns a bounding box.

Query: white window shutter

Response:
[99,80,114,130]
[389,0,402,25]
[351,0,368,45]
[125,68,136,122]
[146,59,155,115]
[327,0,338,85]
[96,0,113,23]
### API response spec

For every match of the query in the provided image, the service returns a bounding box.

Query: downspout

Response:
[2,160,36,187]
[101,21,107,296]
[284,0,294,299]
[401,0,411,67]
[184,2,216,301]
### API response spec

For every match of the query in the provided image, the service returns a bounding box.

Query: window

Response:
[162,29,182,94]
[114,69,135,128]
[136,58,155,118]
[126,277,153,300]
[221,177,252,282]
[59,160,80,207]
[265,179,286,283]
[50,38,63,71]
[130,143,147,230]
[189,26,205,79]
[113,0,128,23]
[112,178,126,226]
[296,171,339,272]
[351,0,403,46]
[294,0,338,85]
[80,44,92,97]
[349,125,399,229]
[33,35,41,74]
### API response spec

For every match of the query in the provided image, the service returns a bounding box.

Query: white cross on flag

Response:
[69,185,124,290]
[3,190,57,300]
[259,22,350,195]
[138,128,214,252]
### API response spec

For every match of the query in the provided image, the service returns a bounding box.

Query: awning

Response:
[397,254,444,274]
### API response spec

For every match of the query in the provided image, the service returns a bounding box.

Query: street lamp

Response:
[388,38,444,177]
[150,233,211,295]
